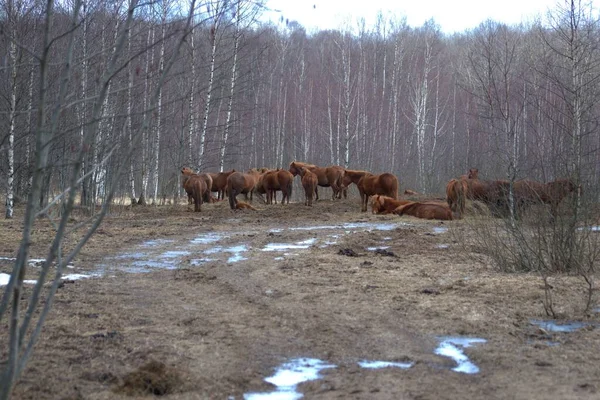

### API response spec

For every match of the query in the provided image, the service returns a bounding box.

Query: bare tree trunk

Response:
[151,1,168,204]
[199,12,220,168]
[6,38,18,219]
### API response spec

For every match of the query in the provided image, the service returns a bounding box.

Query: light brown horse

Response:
[445,178,468,219]
[345,169,399,212]
[298,167,318,206]
[289,161,345,200]
[259,169,294,205]
[370,194,412,214]
[209,169,236,200]
[227,169,262,210]
[181,168,208,212]
[393,201,453,220]
[513,178,576,217]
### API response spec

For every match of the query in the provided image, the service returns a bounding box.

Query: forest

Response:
[1,0,599,214]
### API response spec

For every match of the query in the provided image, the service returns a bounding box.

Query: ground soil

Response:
[1,194,599,400]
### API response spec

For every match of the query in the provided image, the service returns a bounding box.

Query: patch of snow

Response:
[434,337,487,374]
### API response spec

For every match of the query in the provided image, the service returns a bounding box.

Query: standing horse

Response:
[446,178,467,219]
[459,168,479,180]
[209,169,236,200]
[227,169,262,210]
[181,168,208,212]
[289,161,345,200]
[513,178,576,217]
[259,169,294,205]
[298,167,318,206]
[345,170,399,212]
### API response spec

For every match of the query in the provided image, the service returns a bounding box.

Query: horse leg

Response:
[315,187,319,201]
[228,190,237,210]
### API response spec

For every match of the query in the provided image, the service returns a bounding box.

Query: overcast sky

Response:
[261,0,563,34]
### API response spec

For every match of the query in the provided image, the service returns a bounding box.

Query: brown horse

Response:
[459,168,479,180]
[298,167,318,206]
[393,201,453,220]
[258,169,294,205]
[227,169,262,210]
[209,169,236,200]
[289,161,345,200]
[181,168,208,212]
[345,170,398,212]
[370,195,412,214]
[340,173,354,199]
[446,178,468,219]
[513,178,576,217]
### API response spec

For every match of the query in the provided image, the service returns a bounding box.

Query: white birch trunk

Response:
[199,21,219,167]
[152,2,167,203]
[6,39,18,219]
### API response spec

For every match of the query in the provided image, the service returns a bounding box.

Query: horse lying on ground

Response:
[289,161,345,200]
[298,167,318,206]
[370,195,412,214]
[393,201,453,220]
[446,178,468,219]
[209,169,236,200]
[345,169,399,212]
[181,167,209,212]
[235,201,257,211]
[227,169,262,210]
[404,189,419,196]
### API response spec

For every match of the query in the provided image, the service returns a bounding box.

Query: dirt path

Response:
[2,199,600,399]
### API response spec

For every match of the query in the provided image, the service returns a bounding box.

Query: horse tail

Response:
[287,177,293,203]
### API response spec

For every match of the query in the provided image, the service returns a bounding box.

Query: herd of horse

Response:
[445,168,578,219]
[181,164,577,221]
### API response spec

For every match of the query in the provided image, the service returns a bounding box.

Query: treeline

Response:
[1,0,599,211]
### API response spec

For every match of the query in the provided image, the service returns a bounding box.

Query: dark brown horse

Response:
[298,167,318,206]
[209,169,236,200]
[459,168,479,180]
[227,169,262,210]
[181,167,208,212]
[289,161,345,200]
[446,178,468,219]
[513,178,576,217]
[258,169,294,205]
[370,194,412,214]
[345,169,399,212]
[394,201,453,220]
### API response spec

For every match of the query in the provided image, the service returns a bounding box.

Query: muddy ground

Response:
[1,193,599,400]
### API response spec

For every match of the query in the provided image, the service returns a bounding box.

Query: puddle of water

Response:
[432,227,448,234]
[0,273,10,286]
[131,260,176,269]
[578,226,600,232]
[191,233,223,244]
[244,358,335,400]
[269,228,284,233]
[274,257,284,261]
[382,237,392,241]
[141,239,175,247]
[288,222,405,232]
[358,360,413,369]
[530,319,594,333]
[225,245,248,263]
[434,337,486,374]
[262,239,316,252]
[190,258,216,266]
[366,246,390,251]
[436,244,449,249]
[117,252,147,259]
[160,251,191,258]
[204,246,223,255]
